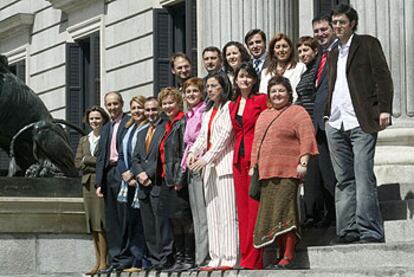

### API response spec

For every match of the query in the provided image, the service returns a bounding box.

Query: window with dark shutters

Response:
[153,0,197,95]
[66,32,101,152]
[153,8,174,95]
[314,0,350,17]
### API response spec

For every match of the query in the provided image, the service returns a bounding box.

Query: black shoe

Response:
[359,237,385,244]
[330,234,360,245]
[98,264,118,274]
[276,258,296,270]
[302,217,317,229]
[155,262,174,271]
[315,216,335,228]
[161,262,181,272]
[143,264,156,271]
[264,263,279,270]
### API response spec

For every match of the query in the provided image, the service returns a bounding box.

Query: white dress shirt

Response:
[88,131,100,157]
[259,62,307,101]
[328,34,360,131]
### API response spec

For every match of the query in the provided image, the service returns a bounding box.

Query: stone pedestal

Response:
[0,177,86,233]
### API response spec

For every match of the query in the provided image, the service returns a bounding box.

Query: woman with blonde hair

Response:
[157,87,195,272]
[116,95,150,272]
[181,77,209,267]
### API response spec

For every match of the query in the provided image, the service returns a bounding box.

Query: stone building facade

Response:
[0,0,413,190]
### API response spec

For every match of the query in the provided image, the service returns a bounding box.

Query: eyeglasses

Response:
[332,20,348,26]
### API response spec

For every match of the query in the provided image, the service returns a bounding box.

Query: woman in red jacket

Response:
[229,62,267,269]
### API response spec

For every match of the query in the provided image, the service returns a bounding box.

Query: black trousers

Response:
[303,129,336,221]
[139,185,174,266]
[103,166,128,265]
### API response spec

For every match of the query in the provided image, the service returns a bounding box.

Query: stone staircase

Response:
[0,180,413,276]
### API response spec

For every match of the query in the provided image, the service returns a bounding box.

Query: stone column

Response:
[351,0,414,210]
[197,0,298,76]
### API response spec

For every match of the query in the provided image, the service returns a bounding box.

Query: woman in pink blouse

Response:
[180,77,209,267]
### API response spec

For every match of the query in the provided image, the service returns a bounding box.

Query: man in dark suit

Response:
[131,97,173,270]
[95,91,130,272]
[325,4,393,244]
[244,29,267,76]
[302,15,338,229]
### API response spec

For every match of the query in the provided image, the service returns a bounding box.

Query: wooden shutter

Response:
[66,43,83,152]
[153,8,174,96]
[16,60,26,82]
[90,32,100,106]
[185,0,197,74]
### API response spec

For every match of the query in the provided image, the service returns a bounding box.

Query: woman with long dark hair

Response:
[222,41,251,84]
[259,33,306,100]
[229,62,267,269]
[187,72,238,271]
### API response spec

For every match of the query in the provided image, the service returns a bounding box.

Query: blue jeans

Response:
[325,124,384,240]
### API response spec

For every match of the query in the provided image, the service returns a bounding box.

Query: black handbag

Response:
[249,106,289,201]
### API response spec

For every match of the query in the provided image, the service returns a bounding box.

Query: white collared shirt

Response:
[88,131,100,157]
[328,34,360,131]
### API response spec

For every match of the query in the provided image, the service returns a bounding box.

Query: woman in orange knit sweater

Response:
[250,76,318,269]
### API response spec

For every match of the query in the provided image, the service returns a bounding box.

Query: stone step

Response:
[0,197,86,233]
[299,219,414,247]
[2,268,414,277]
[295,241,414,270]
[0,234,93,276]
[377,182,414,203]
[4,269,414,277]
[384,219,414,243]
[0,177,82,197]
[380,199,414,220]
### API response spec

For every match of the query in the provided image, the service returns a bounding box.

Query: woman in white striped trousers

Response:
[187,72,238,271]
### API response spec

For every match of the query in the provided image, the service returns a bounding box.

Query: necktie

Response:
[254,59,261,74]
[145,126,155,153]
[316,51,328,86]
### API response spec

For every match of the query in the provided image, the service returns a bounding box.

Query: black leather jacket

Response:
[162,116,187,187]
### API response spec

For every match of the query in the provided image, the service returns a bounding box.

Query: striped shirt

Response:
[295,59,317,118]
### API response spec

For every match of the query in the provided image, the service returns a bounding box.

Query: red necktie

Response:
[316,51,328,86]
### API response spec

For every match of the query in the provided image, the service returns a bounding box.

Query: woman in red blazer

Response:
[229,62,267,269]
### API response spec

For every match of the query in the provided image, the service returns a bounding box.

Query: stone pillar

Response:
[197,0,298,76]
[351,0,414,202]
[351,0,414,128]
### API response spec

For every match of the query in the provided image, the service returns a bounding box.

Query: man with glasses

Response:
[325,3,393,244]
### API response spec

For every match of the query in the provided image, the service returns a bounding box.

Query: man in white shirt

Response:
[325,4,393,245]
